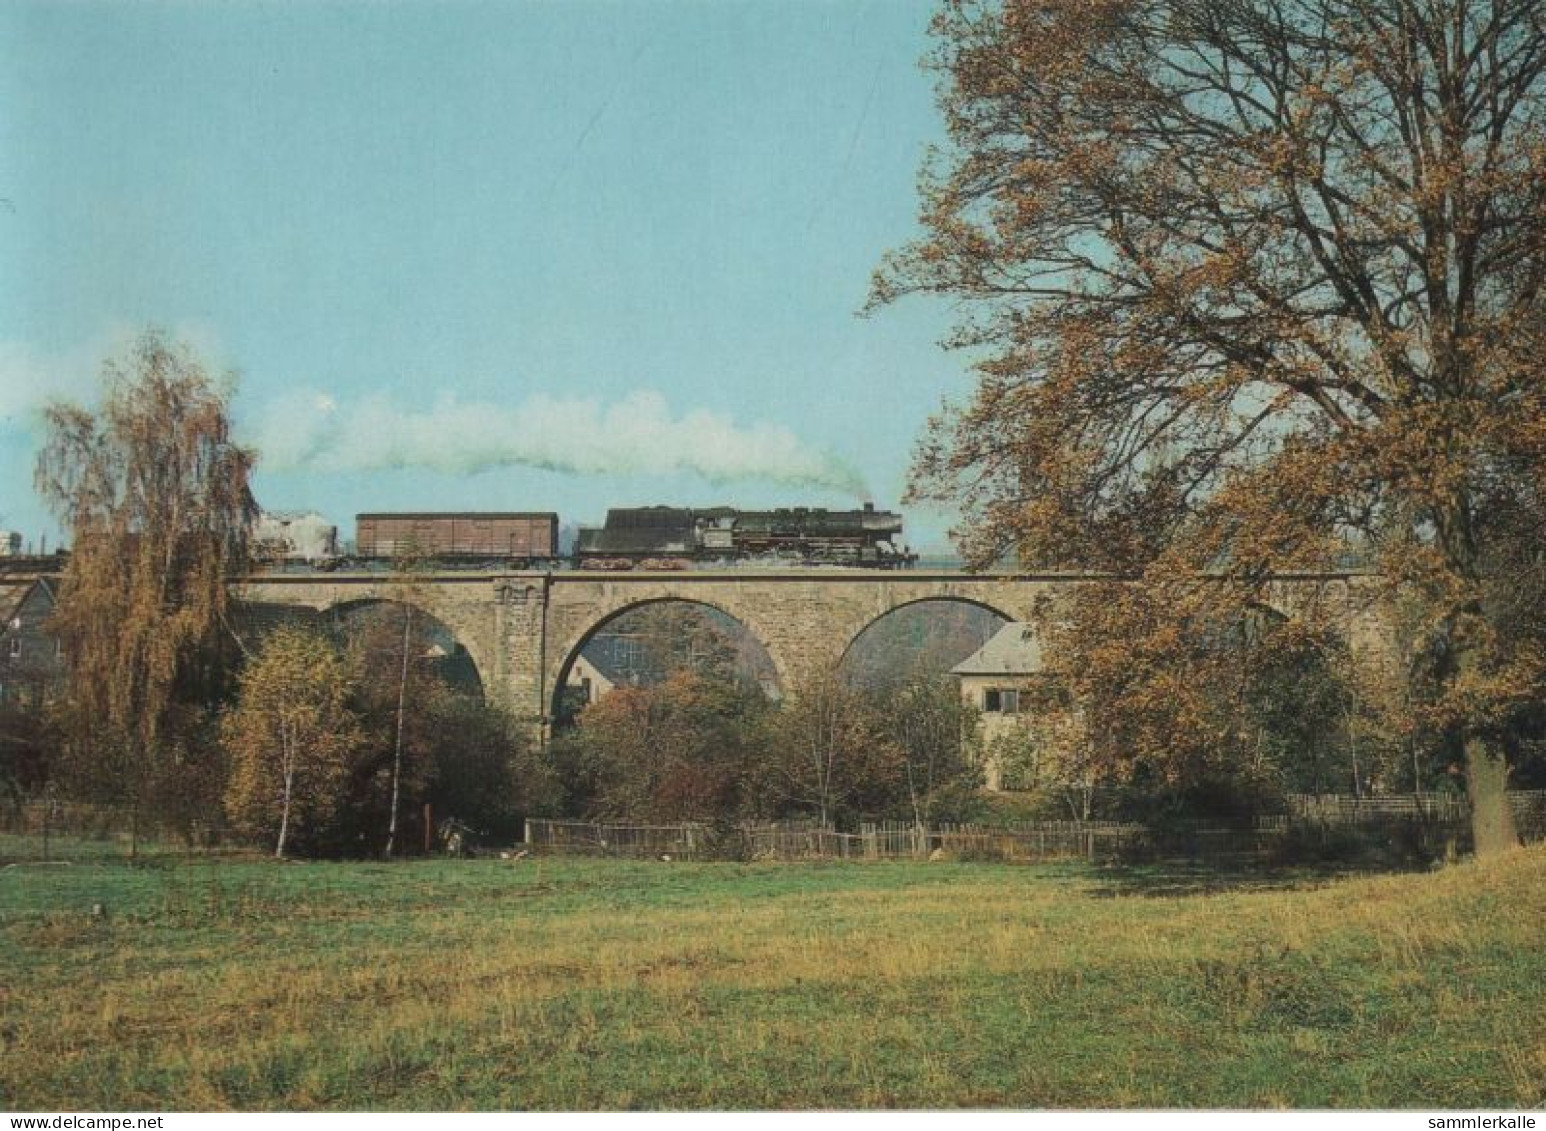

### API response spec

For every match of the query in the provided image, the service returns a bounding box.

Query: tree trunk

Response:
[276,759,293,860]
[1453,646,1520,856]
[1434,495,1518,857]
[384,605,412,858]
[275,717,294,859]
[1465,732,1517,856]
[1446,616,1517,856]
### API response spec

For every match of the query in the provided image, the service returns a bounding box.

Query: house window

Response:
[7,637,19,659]
[983,687,1019,714]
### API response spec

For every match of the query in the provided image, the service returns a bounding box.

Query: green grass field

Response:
[1,844,1542,1110]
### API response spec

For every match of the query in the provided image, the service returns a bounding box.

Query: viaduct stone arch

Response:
[237,568,1387,743]
[545,594,785,720]
[537,574,1049,717]
[836,594,1021,673]
[236,575,500,707]
[543,585,799,711]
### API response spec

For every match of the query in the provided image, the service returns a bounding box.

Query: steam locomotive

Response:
[576,504,915,569]
[251,504,915,570]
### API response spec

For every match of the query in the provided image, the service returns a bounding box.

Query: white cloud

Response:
[248,388,871,497]
[0,338,105,422]
[0,321,228,425]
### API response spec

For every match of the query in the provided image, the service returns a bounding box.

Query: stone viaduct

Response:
[237,567,1388,742]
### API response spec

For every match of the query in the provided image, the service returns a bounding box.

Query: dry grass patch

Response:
[2,849,1543,1108]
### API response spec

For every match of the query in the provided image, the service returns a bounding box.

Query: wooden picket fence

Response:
[524,792,1546,864]
[1285,791,1546,829]
[8,789,1542,865]
[857,819,1144,861]
[0,799,237,860]
[1286,792,1468,821]
[523,817,1148,862]
[519,819,714,859]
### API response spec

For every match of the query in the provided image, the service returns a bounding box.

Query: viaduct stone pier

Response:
[237,568,1389,742]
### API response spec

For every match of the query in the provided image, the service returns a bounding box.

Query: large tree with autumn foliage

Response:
[223,625,361,858]
[554,669,772,823]
[874,0,1546,852]
[35,331,256,833]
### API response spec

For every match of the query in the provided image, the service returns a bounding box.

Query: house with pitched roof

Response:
[951,622,1049,790]
[0,577,63,707]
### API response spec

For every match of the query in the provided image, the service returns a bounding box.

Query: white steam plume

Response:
[251,389,871,497]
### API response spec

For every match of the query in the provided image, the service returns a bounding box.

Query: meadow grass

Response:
[1,844,1543,1110]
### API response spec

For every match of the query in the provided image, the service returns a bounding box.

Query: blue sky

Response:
[0,0,969,553]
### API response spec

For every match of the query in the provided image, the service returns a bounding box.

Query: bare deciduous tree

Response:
[766,658,895,828]
[886,674,984,848]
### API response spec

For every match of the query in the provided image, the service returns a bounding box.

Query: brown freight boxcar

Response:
[355,513,559,565]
